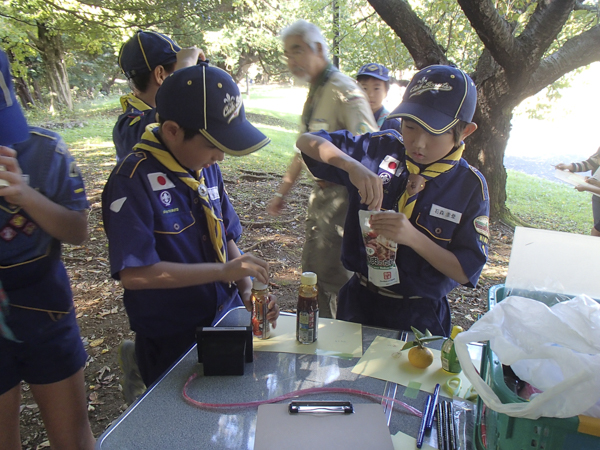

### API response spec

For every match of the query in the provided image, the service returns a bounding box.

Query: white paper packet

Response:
[358,210,400,287]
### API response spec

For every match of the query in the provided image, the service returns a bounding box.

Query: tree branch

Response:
[519,24,600,101]
[367,0,448,68]
[518,0,576,63]
[457,0,522,71]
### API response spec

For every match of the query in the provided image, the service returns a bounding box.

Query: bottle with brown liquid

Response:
[296,272,318,344]
[251,279,270,339]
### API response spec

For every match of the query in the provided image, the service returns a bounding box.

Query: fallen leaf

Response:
[90,338,104,347]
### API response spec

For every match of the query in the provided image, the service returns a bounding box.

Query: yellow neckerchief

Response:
[397,143,464,218]
[119,94,153,126]
[134,127,227,263]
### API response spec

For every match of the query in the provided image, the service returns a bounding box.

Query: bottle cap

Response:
[450,325,463,339]
[252,278,268,290]
[300,272,317,285]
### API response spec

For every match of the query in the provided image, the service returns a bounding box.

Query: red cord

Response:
[182,372,423,417]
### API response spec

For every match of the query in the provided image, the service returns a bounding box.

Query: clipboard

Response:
[254,403,394,449]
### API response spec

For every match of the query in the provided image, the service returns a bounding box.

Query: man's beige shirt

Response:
[302,70,377,135]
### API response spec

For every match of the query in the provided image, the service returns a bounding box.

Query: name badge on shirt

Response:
[430,204,462,224]
[208,186,220,201]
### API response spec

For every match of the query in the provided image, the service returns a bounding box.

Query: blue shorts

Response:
[0,306,87,395]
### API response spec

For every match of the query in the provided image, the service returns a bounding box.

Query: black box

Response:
[196,326,252,376]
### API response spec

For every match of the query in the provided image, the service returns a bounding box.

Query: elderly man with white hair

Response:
[268,19,377,319]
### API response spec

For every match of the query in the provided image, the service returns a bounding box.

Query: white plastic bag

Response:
[454,295,600,419]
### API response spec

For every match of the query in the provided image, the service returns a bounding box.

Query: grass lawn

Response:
[23,85,595,236]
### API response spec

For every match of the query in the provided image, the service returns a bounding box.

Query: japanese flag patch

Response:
[378,155,402,176]
[147,172,175,191]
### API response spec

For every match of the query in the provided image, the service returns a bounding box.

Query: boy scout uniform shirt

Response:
[113,94,157,163]
[302,129,490,301]
[303,68,377,135]
[0,128,88,318]
[102,129,244,337]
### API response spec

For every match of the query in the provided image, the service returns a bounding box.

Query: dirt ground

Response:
[17,163,512,449]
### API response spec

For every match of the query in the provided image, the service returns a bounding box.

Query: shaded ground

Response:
[17,159,512,449]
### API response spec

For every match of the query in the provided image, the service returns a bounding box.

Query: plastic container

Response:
[441,325,463,374]
[474,285,600,450]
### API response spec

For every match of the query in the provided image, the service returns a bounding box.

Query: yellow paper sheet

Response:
[391,430,436,450]
[352,336,477,398]
[253,315,362,358]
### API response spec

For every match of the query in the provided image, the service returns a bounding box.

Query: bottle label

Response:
[441,339,461,373]
[297,310,318,344]
[252,296,270,339]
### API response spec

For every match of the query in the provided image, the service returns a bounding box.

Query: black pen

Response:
[416,395,432,449]
[448,401,458,450]
[436,402,445,450]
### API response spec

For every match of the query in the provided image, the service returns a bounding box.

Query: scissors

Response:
[444,376,478,401]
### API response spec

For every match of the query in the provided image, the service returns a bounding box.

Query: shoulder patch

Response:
[474,215,490,239]
[115,151,148,178]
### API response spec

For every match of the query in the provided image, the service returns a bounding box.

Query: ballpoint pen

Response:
[436,402,445,450]
[416,395,432,449]
[426,383,440,430]
[448,401,458,450]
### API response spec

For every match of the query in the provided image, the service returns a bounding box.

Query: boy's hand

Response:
[347,162,383,211]
[267,195,285,216]
[555,163,573,172]
[585,176,600,188]
[369,210,417,246]
[0,146,30,206]
[222,253,269,285]
[176,47,206,69]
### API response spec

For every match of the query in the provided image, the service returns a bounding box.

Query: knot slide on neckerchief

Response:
[134,128,227,263]
[0,281,21,342]
[397,143,464,218]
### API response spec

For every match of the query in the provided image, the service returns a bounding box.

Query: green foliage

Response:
[401,327,443,350]
[506,170,594,235]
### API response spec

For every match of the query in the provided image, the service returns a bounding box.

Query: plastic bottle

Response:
[251,279,270,339]
[296,272,318,344]
[441,325,464,374]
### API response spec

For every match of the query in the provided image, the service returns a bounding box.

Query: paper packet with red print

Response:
[359,210,399,287]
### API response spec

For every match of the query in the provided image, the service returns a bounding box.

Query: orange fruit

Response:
[408,346,434,369]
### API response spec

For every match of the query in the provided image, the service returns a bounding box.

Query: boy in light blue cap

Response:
[356,63,400,132]
[0,48,94,449]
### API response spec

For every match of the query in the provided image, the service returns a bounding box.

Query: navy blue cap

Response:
[118,30,181,79]
[0,49,29,146]
[156,62,270,156]
[389,65,477,135]
[357,63,389,81]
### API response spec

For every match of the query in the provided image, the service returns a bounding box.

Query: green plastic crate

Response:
[474,285,600,450]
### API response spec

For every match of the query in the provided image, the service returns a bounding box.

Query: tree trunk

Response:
[37,22,73,111]
[14,77,35,109]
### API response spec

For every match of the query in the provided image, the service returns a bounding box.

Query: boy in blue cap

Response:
[113,30,205,162]
[0,49,94,449]
[102,62,279,387]
[356,63,400,132]
[296,65,489,336]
